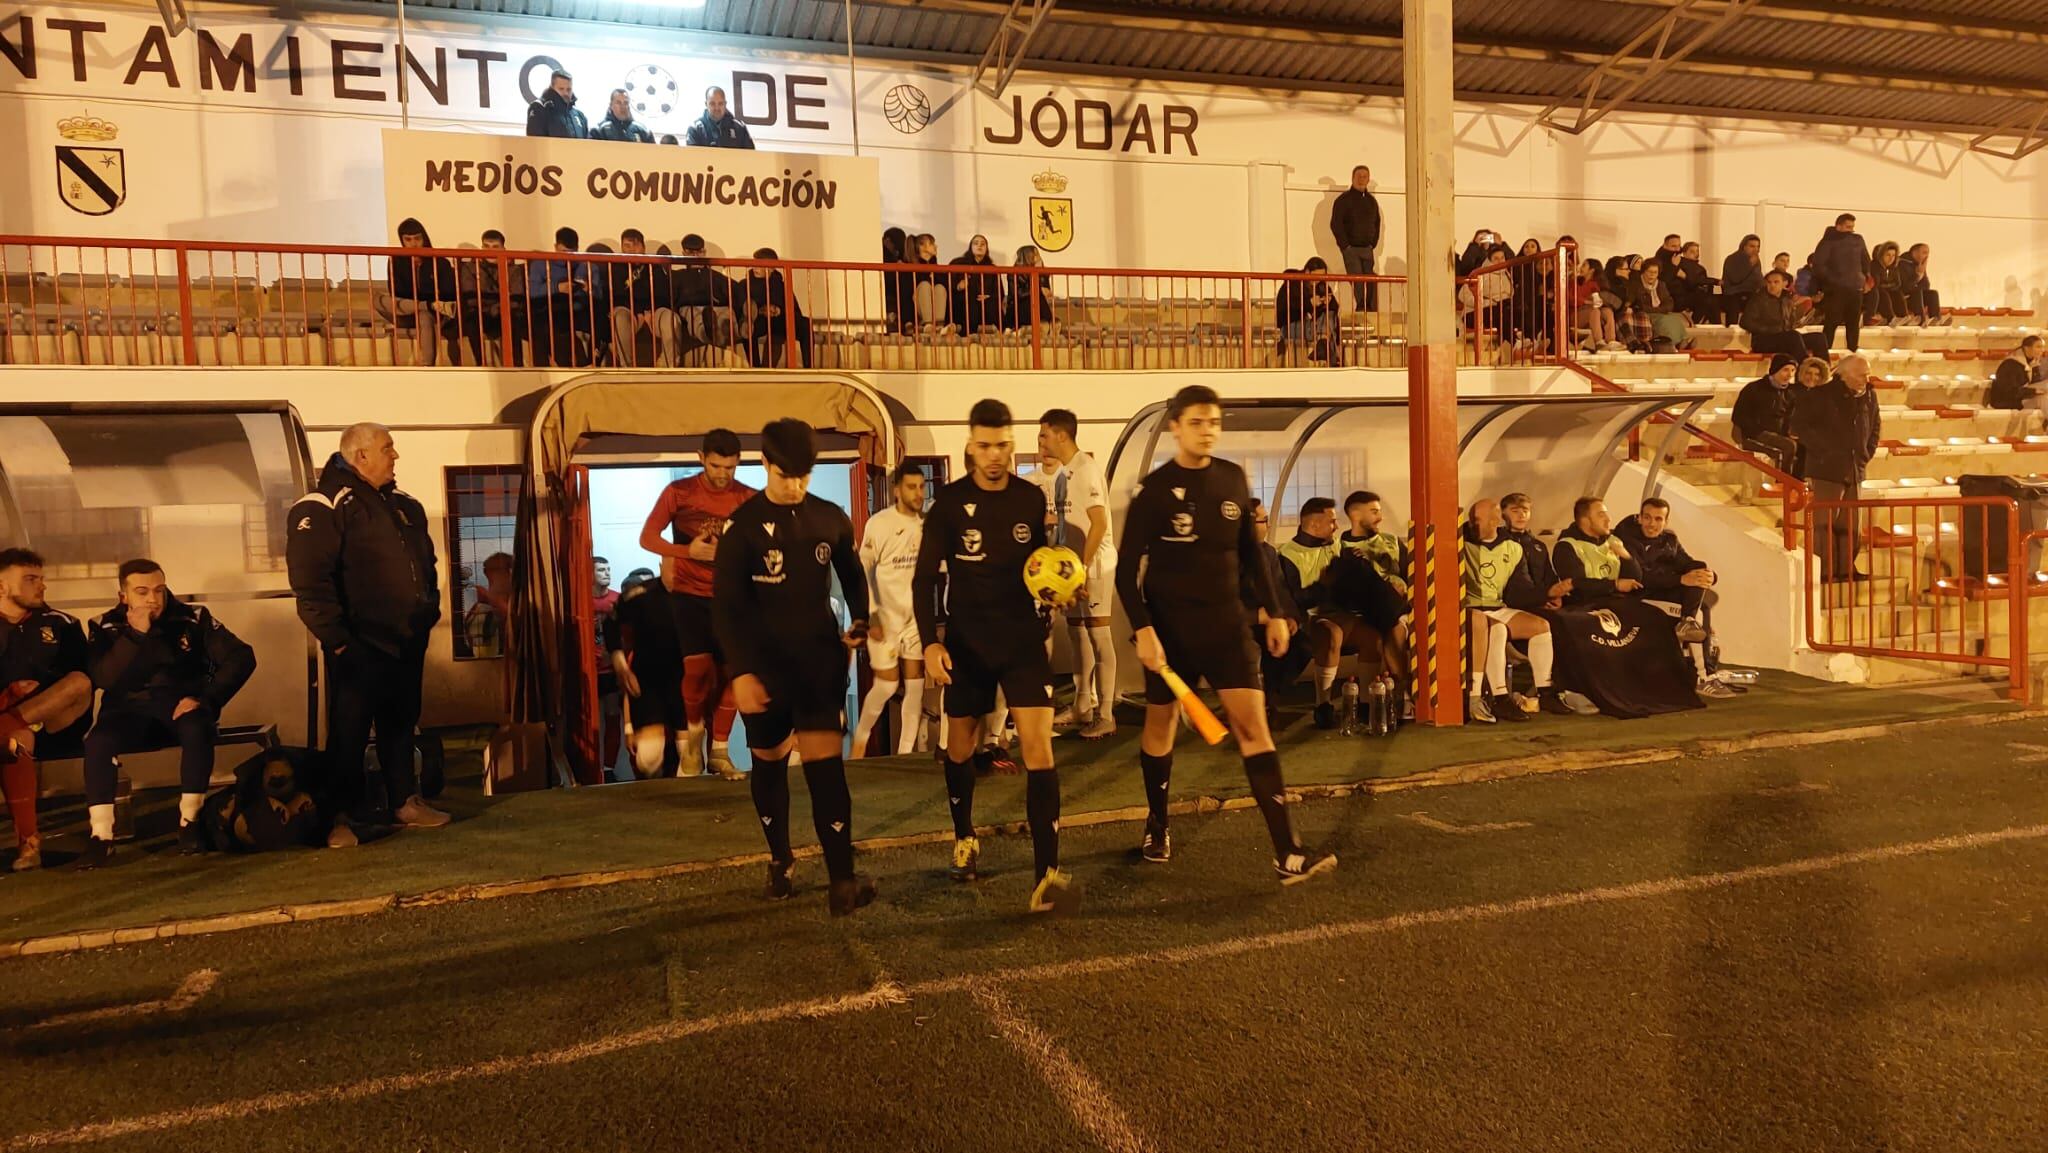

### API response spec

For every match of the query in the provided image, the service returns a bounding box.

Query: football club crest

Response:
[764,549,784,576]
[963,529,983,554]
[1028,169,1073,253]
[814,542,832,565]
[56,116,125,217]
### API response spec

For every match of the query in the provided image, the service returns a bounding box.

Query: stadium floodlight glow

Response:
[628,0,708,8]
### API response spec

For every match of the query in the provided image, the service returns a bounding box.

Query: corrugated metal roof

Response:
[331,0,2048,135]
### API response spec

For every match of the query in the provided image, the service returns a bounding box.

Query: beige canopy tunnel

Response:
[510,374,896,778]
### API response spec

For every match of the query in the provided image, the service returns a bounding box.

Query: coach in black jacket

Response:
[686,87,756,148]
[526,72,588,139]
[287,424,449,828]
[79,560,256,863]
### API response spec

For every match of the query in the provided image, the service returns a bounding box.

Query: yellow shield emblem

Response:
[1029,196,1073,253]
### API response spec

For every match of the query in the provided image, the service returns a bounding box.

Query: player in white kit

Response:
[851,463,930,756]
[1035,409,1118,740]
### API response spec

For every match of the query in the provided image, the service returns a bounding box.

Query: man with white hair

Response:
[288,424,450,830]
[1790,354,1881,583]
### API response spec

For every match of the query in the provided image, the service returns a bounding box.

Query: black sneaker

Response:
[1492,694,1529,723]
[74,836,114,871]
[1140,818,1171,863]
[828,874,878,917]
[176,821,205,855]
[764,858,797,900]
[1274,847,1338,886]
[1537,689,1576,716]
[1313,702,1337,730]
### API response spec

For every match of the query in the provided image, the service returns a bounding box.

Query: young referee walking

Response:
[914,399,1079,914]
[1117,385,1336,883]
[713,419,877,916]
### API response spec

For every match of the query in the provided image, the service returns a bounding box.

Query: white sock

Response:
[178,792,205,825]
[1068,622,1095,715]
[1088,625,1116,720]
[1315,666,1338,705]
[896,679,926,755]
[1691,643,1710,679]
[1483,619,1510,697]
[1527,632,1555,690]
[89,803,115,841]
[851,678,898,755]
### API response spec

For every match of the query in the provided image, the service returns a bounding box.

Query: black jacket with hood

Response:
[286,454,443,657]
[1502,526,1562,611]
[526,89,588,139]
[88,596,256,713]
[1613,515,1711,595]
[686,112,755,148]
[1788,377,1881,485]
[590,112,654,144]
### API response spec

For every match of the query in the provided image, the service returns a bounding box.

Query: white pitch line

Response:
[1400,811,1534,835]
[6,821,2046,1152]
[2008,742,2048,765]
[971,984,1159,1153]
[26,970,220,1032]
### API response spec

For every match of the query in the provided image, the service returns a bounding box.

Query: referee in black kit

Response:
[1118,385,1336,883]
[915,399,1079,915]
[713,419,877,916]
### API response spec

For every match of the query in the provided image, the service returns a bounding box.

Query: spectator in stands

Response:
[1462,499,1567,724]
[1670,241,1717,321]
[658,134,680,146]
[1865,242,1907,325]
[1462,243,1514,351]
[1773,251,1793,278]
[375,218,458,366]
[949,235,1005,333]
[671,233,737,354]
[464,552,514,658]
[526,70,587,139]
[1329,165,1382,312]
[79,559,256,865]
[288,424,449,830]
[1508,237,1556,352]
[608,228,679,367]
[1811,213,1871,353]
[1572,258,1621,351]
[1721,235,1765,325]
[528,226,596,368]
[1456,229,1498,277]
[881,228,913,334]
[1553,497,1644,605]
[1741,269,1813,360]
[455,229,526,368]
[744,247,812,366]
[1653,234,1685,278]
[912,234,949,328]
[1277,257,1339,365]
[1005,245,1054,331]
[1989,335,2045,411]
[1791,353,1880,581]
[591,88,654,143]
[1731,353,1803,474]
[1614,499,1730,697]
[0,548,94,873]
[1899,243,1946,326]
[1627,261,1687,352]
[686,87,755,148]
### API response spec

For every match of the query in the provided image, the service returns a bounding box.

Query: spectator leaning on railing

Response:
[1329,165,1383,313]
[526,70,588,139]
[672,233,737,352]
[375,218,458,366]
[1005,246,1053,331]
[950,236,1005,334]
[590,88,655,144]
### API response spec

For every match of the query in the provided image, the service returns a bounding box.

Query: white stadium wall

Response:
[4,1,2048,308]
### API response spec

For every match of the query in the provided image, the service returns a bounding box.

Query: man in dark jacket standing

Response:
[1811,213,1871,354]
[1329,166,1382,313]
[685,87,755,149]
[1790,354,1880,581]
[590,89,655,144]
[79,560,257,865]
[526,71,588,139]
[288,424,450,829]
[1731,353,1802,473]
[1987,335,2044,412]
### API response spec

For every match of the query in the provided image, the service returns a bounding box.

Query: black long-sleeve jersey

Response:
[712,493,868,680]
[913,474,1048,645]
[1117,457,1285,632]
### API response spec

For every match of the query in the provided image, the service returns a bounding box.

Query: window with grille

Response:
[447,466,522,660]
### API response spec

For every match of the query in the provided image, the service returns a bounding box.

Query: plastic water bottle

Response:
[1717,668,1760,686]
[1364,677,1387,736]
[1340,678,1360,736]
[1375,674,1399,735]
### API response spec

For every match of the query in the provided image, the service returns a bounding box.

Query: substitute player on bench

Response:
[915,399,1078,914]
[713,419,876,916]
[1117,384,1337,883]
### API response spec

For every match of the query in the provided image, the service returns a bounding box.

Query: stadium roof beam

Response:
[1623,0,2048,45]
[1970,103,2048,162]
[969,0,1061,99]
[1532,0,1772,134]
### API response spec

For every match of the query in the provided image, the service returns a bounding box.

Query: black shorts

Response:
[943,624,1054,718]
[626,666,686,731]
[1143,618,1263,705]
[741,638,850,749]
[672,594,720,660]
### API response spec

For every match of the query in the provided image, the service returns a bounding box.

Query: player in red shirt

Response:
[592,556,622,777]
[637,428,755,777]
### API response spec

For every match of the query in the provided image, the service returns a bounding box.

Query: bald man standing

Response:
[288,424,450,829]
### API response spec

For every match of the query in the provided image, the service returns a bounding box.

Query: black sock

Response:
[1026,768,1061,882]
[1139,751,1172,825]
[749,753,793,863]
[943,754,978,840]
[1243,751,1299,858]
[802,755,856,881]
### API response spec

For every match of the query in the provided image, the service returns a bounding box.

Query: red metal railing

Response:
[1456,247,1574,368]
[2,234,1446,372]
[1803,495,2038,701]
